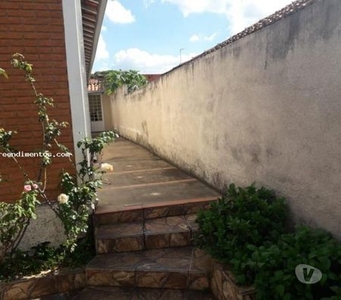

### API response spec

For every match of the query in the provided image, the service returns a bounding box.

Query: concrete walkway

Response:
[95,137,220,215]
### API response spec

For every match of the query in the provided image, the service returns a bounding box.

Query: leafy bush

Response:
[0,54,116,264]
[247,226,341,300]
[56,131,116,250]
[0,233,95,282]
[92,69,148,95]
[0,191,40,263]
[195,183,341,299]
[195,183,288,283]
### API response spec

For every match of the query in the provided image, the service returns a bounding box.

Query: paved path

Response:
[95,138,220,215]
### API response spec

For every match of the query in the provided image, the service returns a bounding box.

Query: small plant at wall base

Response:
[0,235,96,282]
[247,226,341,300]
[195,183,288,284]
[0,54,115,275]
[194,184,341,299]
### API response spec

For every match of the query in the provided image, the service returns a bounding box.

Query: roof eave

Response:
[82,0,108,78]
[88,0,107,77]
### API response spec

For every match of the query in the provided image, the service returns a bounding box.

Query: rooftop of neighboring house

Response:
[88,78,105,93]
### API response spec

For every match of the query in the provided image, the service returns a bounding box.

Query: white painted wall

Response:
[62,0,91,164]
[19,204,66,250]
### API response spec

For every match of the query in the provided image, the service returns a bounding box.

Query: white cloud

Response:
[105,0,135,24]
[161,0,293,34]
[144,0,155,7]
[113,48,197,73]
[189,35,200,42]
[227,0,293,34]
[189,32,217,42]
[101,25,108,32]
[161,0,229,17]
[95,34,109,60]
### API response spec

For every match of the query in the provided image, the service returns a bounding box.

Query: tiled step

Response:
[73,286,216,300]
[95,214,198,253]
[86,247,212,291]
[32,292,76,300]
[94,198,215,226]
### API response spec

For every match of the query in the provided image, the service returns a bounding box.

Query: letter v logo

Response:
[295,264,322,284]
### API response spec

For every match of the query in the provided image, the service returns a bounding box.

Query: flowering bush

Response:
[58,193,69,204]
[0,54,116,263]
[0,186,40,263]
[100,162,114,172]
[54,131,116,250]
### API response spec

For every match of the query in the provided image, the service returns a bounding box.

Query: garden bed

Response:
[0,268,85,300]
[210,260,255,300]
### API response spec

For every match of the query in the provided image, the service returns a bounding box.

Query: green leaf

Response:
[0,67,8,79]
[275,284,285,296]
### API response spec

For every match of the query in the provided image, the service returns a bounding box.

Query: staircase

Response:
[75,199,217,299]
[74,138,220,299]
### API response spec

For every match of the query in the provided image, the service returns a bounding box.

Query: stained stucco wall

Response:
[19,205,66,250]
[103,94,113,131]
[111,0,341,238]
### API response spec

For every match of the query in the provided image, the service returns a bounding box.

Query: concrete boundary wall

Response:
[111,0,341,238]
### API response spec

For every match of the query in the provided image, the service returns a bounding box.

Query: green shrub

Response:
[0,232,95,282]
[194,183,288,284]
[247,226,341,300]
[195,183,341,298]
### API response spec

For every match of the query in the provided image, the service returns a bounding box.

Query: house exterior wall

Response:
[88,92,113,132]
[0,0,75,204]
[111,0,341,238]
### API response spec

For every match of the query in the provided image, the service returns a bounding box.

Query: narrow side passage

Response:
[95,138,220,214]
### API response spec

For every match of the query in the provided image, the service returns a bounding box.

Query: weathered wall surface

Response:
[19,204,66,250]
[111,0,341,238]
[103,94,113,131]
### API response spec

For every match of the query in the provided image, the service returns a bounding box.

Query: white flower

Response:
[58,193,69,204]
[100,163,114,172]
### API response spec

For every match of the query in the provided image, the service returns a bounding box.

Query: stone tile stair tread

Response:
[96,221,144,239]
[32,291,79,300]
[105,159,171,173]
[103,167,193,187]
[144,215,195,234]
[87,247,210,274]
[95,197,216,224]
[73,286,216,300]
[96,215,198,239]
[95,215,200,253]
[97,180,220,211]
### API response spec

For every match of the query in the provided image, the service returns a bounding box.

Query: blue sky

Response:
[92,0,294,74]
